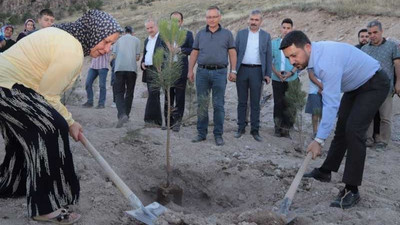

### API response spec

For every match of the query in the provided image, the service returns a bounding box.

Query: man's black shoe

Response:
[82,102,93,108]
[330,188,360,209]
[191,135,206,143]
[303,168,331,182]
[251,131,262,142]
[215,136,225,146]
[234,128,245,138]
[172,124,180,132]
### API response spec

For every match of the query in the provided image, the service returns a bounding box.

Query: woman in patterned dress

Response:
[0,10,122,224]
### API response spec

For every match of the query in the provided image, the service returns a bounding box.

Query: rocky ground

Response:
[1,8,400,225]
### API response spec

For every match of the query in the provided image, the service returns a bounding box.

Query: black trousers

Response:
[114,71,137,119]
[321,70,389,186]
[144,67,162,125]
[272,79,296,131]
[164,76,187,126]
[0,84,80,217]
[236,66,263,132]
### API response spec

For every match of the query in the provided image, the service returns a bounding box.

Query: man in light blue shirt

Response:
[271,18,298,138]
[280,30,389,209]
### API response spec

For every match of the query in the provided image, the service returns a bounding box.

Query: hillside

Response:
[1,1,400,225]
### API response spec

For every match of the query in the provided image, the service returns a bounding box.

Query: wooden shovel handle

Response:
[284,151,313,200]
[79,133,137,202]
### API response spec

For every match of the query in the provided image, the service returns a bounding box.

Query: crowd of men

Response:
[1,5,399,210]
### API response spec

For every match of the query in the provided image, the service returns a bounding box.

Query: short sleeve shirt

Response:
[193,25,235,66]
[361,38,400,91]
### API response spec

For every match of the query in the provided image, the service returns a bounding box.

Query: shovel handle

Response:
[284,151,313,200]
[79,133,143,209]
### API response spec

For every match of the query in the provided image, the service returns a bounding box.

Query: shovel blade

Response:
[125,202,167,225]
[277,197,296,224]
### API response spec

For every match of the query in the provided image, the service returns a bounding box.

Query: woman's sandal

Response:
[33,208,81,224]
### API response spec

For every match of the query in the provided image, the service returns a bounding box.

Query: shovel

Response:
[79,134,166,225]
[278,151,312,224]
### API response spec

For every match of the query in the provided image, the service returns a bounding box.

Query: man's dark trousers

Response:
[320,70,389,186]
[114,71,137,119]
[236,65,263,132]
[272,80,294,131]
[144,67,162,125]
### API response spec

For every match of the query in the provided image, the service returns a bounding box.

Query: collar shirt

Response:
[309,41,380,139]
[192,24,235,66]
[361,38,400,92]
[241,28,261,65]
[271,37,298,81]
[144,32,159,66]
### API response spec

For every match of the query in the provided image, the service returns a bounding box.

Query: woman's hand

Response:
[69,122,83,142]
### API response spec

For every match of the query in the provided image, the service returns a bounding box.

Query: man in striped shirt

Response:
[82,52,110,109]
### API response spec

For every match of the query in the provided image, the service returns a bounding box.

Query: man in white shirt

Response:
[234,10,272,142]
[141,19,165,127]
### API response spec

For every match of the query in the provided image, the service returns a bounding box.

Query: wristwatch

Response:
[314,137,325,147]
[231,70,237,74]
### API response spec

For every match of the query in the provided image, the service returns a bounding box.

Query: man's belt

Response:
[242,64,261,67]
[198,64,227,70]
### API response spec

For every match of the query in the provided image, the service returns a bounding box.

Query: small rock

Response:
[282,177,291,185]
[245,145,254,150]
[274,169,282,177]
[162,211,183,224]
[238,193,246,201]
[233,152,242,158]
[153,141,162,145]
[356,211,364,218]
[331,187,340,195]
[381,170,387,175]
[93,196,103,202]
[105,182,113,189]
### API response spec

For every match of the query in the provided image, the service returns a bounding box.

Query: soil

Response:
[1,8,400,225]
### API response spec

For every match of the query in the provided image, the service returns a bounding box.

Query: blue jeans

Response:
[85,68,108,106]
[196,67,227,138]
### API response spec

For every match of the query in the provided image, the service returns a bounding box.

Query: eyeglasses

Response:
[206,16,220,19]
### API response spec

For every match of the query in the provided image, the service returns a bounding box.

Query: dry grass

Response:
[97,0,400,40]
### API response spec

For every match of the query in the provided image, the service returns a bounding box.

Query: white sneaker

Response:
[111,102,116,108]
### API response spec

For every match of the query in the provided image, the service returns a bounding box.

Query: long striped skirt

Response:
[0,84,80,217]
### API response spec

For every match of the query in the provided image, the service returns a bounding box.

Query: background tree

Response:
[285,80,307,151]
[150,18,186,203]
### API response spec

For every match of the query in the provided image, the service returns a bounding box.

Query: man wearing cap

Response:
[188,5,237,146]
[112,26,141,128]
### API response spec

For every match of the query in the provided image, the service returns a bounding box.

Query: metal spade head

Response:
[125,202,167,225]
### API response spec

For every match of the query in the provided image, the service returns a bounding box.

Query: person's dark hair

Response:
[281,18,293,26]
[39,9,54,18]
[207,5,221,15]
[367,20,382,31]
[279,30,311,50]
[358,28,368,37]
[170,11,183,20]
[125,26,133,33]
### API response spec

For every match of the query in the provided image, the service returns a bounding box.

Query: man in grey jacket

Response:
[234,10,272,141]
